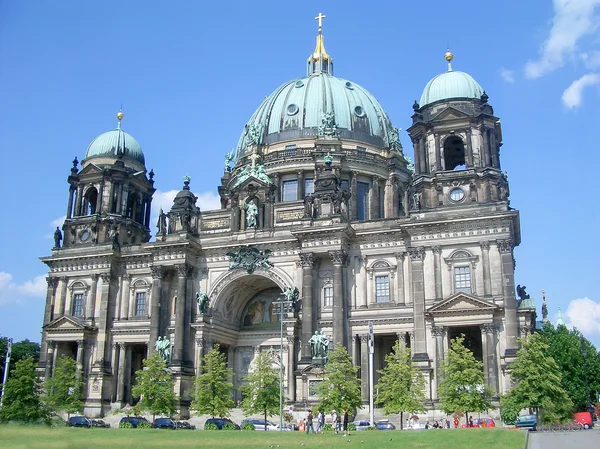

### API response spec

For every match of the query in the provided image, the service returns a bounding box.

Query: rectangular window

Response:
[135,292,146,316]
[454,266,472,294]
[357,146,366,152]
[357,182,369,220]
[72,293,84,317]
[304,178,314,196]
[282,180,298,202]
[323,287,333,307]
[375,276,390,303]
[285,144,297,151]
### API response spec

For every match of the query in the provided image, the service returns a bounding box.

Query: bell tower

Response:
[61,111,155,248]
[407,50,509,211]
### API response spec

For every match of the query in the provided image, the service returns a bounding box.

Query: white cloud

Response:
[500,68,516,83]
[564,297,600,335]
[0,272,47,306]
[525,0,600,79]
[581,50,600,68]
[50,216,66,228]
[561,73,600,107]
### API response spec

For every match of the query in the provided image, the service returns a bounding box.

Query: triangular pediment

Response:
[78,163,104,175]
[427,292,498,315]
[44,315,94,331]
[430,107,470,122]
[230,175,271,191]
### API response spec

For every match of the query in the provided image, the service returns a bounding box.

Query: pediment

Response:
[430,107,470,122]
[44,315,94,331]
[78,163,104,175]
[230,175,271,191]
[427,292,498,315]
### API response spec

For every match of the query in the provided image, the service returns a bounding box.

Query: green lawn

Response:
[0,425,526,449]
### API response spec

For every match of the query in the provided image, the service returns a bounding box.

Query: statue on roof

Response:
[245,200,258,229]
[516,285,530,301]
[246,123,264,145]
[196,292,210,316]
[317,111,338,137]
[53,227,63,248]
[224,151,234,172]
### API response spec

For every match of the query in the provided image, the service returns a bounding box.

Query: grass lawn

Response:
[0,425,526,449]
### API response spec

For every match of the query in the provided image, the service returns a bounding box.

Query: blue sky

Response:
[1,0,599,348]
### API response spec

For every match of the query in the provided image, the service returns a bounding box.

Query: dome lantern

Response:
[307,12,333,75]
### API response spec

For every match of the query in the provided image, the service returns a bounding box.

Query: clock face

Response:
[80,229,90,242]
[449,188,465,202]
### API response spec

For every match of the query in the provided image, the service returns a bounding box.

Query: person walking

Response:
[306,410,314,434]
[316,409,324,434]
[342,409,349,436]
[331,410,339,434]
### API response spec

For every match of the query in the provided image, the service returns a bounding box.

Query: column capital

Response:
[151,265,165,280]
[76,339,84,346]
[329,250,347,266]
[100,272,113,283]
[394,252,406,262]
[359,334,369,343]
[117,341,126,348]
[175,263,192,278]
[431,326,445,337]
[497,239,514,254]
[298,253,315,268]
[481,323,497,334]
[46,277,59,289]
[90,273,99,282]
[479,241,491,250]
[407,247,426,261]
[431,245,442,255]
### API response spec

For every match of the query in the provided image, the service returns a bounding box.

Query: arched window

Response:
[444,250,479,295]
[127,193,138,220]
[83,187,98,215]
[443,135,466,171]
[68,281,89,318]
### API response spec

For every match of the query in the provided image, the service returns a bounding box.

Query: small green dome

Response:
[518,297,536,310]
[84,128,145,165]
[419,70,484,107]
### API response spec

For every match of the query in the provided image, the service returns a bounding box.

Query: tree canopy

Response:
[44,355,83,418]
[316,344,362,415]
[191,345,234,418]
[501,332,572,424]
[0,357,48,423]
[375,341,426,423]
[131,352,176,420]
[438,335,492,423]
[0,338,40,388]
[239,350,280,426]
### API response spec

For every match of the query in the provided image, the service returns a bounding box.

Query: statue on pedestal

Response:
[308,331,329,359]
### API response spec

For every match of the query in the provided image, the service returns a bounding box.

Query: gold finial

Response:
[116,110,124,121]
[445,48,454,71]
[315,12,326,32]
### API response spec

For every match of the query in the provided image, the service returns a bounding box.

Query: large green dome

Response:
[84,128,145,165]
[419,70,484,107]
[234,73,397,163]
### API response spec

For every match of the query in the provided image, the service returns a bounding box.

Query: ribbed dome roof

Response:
[84,128,145,165]
[234,73,397,163]
[419,70,484,107]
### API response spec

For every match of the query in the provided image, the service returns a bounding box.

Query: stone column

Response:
[149,265,164,356]
[419,137,427,173]
[350,171,358,220]
[285,336,296,402]
[330,250,347,348]
[358,257,368,308]
[498,240,518,357]
[43,277,58,325]
[432,246,442,300]
[272,173,280,203]
[120,275,131,319]
[432,326,445,390]
[57,276,68,316]
[299,253,315,359]
[116,342,126,402]
[434,133,442,171]
[465,129,473,168]
[75,339,84,378]
[297,170,304,200]
[369,176,378,220]
[145,196,152,228]
[173,263,190,365]
[481,127,490,167]
[481,324,498,394]
[412,138,421,175]
[195,337,205,377]
[85,274,98,320]
[45,341,55,380]
[490,131,499,168]
[74,185,84,216]
[396,332,407,353]
[409,247,428,360]
[480,241,492,297]
[66,186,75,219]
[394,252,405,305]
[359,334,369,401]
[94,272,113,370]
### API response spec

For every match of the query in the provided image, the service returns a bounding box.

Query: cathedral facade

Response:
[39,20,535,417]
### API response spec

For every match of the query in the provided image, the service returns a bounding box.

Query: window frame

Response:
[68,281,89,319]
[281,179,298,202]
[367,260,396,305]
[134,291,147,317]
[375,275,391,303]
[356,181,370,220]
[323,285,333,308]
[130,279,151,319]
[444,250,479,296]
[72,293,84,317]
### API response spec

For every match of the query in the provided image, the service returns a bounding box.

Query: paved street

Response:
[528,429,599,448]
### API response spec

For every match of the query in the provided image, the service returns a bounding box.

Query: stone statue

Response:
[308,330,329,359]
[245,200,258,228]
[405,156,415,173]
[246,123,263,145]
[254,164,272,184]
[283,286,299,304]
[157,209,167,235]
[196,292,210,315]
[303,194,314,218]
[225,151,234,172]
[516,285,530,301]
[155,336,171,363]
[318,111,338,137]
[411,192,421,210]
[53,227,62,248]
[542,300,548,321]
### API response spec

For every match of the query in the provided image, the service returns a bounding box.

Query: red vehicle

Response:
[573,411,594,429]
[461,418,495,428]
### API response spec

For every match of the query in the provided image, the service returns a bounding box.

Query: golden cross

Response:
[250,147,260,167]
[315,12,326,30]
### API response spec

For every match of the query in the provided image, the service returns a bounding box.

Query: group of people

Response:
[424,419,452,429]
[304,409,349,436]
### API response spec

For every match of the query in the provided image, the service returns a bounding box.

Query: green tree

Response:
[316,344,362,415]
[0,338,40,389]
[539,323,600,411]
[0,357,48,423]
[239,350,279,427]
[131,352,176,421]
[501,333,572,424]
[44,355,83,419]
[375,341,426,429]
[438,335,492,424]
[191,345,234,418]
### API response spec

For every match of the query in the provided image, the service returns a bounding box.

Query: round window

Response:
[345,81,354,90]
[354,106,365,117]
[80,229,90,242]
[286,104,299,116]
[295,80,304,88]
[449,188,465,202]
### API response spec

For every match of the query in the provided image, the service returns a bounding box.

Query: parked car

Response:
[515,414,537,430]
[205,418,241,430]
[352,420,371,431]
[153,418,176,429]
[241,418,278,431]
[376,419,396,430]
[90,419,110,428]
[119,416,151,428]
[68,416,91,428]
[176,421,196,430]
[573,411,594,429]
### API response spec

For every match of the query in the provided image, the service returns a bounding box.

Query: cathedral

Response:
[39,16,535,418]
